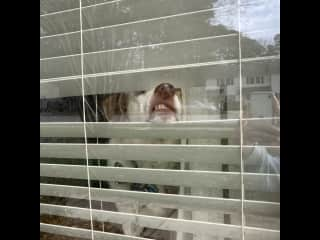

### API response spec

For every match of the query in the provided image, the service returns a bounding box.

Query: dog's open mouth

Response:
[148,83,179,122]
[152,103,176,114]
[149,101,177,122]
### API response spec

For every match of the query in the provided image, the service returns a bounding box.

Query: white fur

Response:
[108,87,182,236]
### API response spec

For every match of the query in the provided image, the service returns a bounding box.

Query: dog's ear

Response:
[101,96,112,121]
[101,93,129,122]
[174,88,182,102]
[173,88,183,120]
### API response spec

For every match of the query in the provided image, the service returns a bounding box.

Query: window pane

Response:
[40,0,280,239]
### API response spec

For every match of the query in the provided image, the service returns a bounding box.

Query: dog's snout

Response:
[154,83,175,99]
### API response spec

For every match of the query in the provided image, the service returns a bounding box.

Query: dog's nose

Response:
[154,83,175,99]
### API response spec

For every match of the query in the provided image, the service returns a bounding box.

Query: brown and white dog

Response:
[101,83,182,237]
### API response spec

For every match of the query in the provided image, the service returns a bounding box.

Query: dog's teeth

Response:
[159,104,166,109]
[154,104,170,111]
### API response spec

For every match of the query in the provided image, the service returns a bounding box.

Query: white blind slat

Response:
[40,204,279,239]
[41,35,239,80]
[41,0,234,37]
[40,203,242,239]
[40,223,148,240]
[40,120,238,139]
[40,61,238,98]
[40,32,81,59]
[40,143,240,164]
[40,56,279,99]
[40,183,280,217]
[40,10,80,37]
[40,56,280,98]
[40,163,279,191]
[40,0,79,16]
[40,142,279,166]
[244,226,280,240]
[41,11,238,59]
[40,163,240,189]
[40,222,91,239]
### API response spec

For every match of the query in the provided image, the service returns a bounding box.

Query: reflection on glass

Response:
[243,145,280,230]
[82,0,115,8]
[242,59,280,119]
[40,10,80,37]
[83,36,239,74]
[240,0,280,33]
[83,8,238,53]
[40,0,79,15]
[40,33,81,59]
[242,30,280,58]
[243,146,280,174]
[82,0,237,30]
[242,119,280,146]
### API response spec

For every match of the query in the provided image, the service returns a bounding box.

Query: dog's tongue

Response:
[150,108,177,123]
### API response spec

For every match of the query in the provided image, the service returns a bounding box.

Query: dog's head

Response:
[147,83,181,123]
[102,83,182,123]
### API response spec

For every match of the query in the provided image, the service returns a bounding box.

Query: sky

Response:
[211,0,280,45]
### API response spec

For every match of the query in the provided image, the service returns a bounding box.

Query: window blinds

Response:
[40,0,280,239]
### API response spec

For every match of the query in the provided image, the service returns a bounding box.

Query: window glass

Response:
[40,0,280,239]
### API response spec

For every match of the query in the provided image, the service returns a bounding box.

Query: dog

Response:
[101,83,183,237]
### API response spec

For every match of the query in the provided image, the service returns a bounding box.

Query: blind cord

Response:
[238,1,245,239]
[79,1,95,239]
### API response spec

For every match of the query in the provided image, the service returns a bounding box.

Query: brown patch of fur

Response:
[101,93,129,122]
